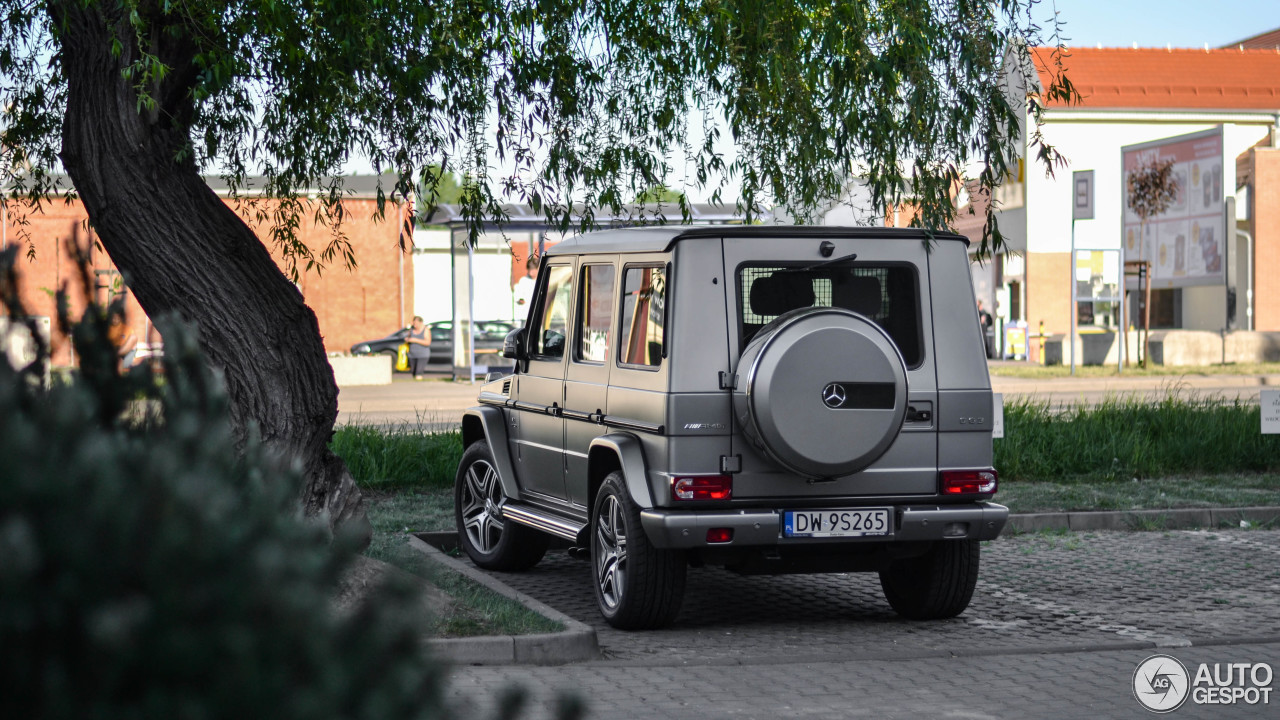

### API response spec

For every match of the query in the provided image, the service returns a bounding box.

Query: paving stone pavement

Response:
[444,642,1280,719]
[440,529,1280,718]
[472,529,1280,665]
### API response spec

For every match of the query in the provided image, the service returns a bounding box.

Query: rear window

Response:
[738,264,922,367]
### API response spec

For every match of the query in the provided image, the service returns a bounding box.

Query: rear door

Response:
[563,260,617,508]
[509,260,576,501]
[721,233,938,498]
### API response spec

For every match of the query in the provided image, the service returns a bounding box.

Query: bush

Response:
[0,250,446,719]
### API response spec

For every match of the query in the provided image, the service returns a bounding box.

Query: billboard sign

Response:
[1121,127,1225,289]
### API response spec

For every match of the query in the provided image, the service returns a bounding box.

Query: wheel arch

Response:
[581,433,654,544]
[460,406,521,500]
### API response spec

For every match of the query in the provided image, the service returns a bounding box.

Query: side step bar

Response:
[502,503,586,542]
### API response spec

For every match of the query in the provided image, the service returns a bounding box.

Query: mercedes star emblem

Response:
[822,382,847,409]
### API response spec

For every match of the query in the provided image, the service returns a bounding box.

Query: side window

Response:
[618,266,666,368]
[576,264,616,364]
[532,264,575,358]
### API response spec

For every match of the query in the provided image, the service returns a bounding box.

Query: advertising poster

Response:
[1121,127,1225,289]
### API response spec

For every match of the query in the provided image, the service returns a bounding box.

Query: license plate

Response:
[783,508,892,538]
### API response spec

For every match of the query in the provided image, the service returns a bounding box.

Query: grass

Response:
[989,361,1280,380]
[331,421,462,491]
[994,395,1280,482]
[361,489,562,637]
[332,422,560,638]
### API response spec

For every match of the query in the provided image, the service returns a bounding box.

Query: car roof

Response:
[544,225,970,256]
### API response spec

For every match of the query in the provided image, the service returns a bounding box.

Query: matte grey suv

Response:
[455,226,1006,629]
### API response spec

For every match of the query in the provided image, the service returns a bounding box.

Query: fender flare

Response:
[588,433,654,509]
[460,406,520,501]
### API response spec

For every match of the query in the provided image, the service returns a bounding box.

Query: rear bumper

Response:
[639,502,1008,549]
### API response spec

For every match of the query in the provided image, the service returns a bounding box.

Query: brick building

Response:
[1,175,413,365]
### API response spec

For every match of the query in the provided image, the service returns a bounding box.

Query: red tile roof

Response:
[1225,28,1280,51]
[1031,46,1280,110]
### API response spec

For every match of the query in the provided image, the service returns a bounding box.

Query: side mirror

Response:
[501,327,526,360]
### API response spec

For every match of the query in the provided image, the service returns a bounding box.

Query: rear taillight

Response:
[940,469,998,495]
[671,475,733,501]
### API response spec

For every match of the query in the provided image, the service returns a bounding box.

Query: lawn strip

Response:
[363,492,562,638]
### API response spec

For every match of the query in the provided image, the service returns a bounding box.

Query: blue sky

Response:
[1049,0,1280,48]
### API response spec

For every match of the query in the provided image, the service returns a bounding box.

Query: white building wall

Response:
[1012,114,1272,332]
[412,230,454,323]
[413,228,545,325]
[771,178,880,225]
[1023,118,1269,255]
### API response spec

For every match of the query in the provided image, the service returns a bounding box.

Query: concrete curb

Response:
[407,533,599,666]
[1008,505,1280,533]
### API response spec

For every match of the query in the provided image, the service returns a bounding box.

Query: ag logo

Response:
[821,383,847,409]
[1133,654,1190,713]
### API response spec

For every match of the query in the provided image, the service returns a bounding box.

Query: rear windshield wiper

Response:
[775,252,858,273]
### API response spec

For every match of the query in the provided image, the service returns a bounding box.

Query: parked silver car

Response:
[455,226,1006,629]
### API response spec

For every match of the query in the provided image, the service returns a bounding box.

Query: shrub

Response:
[0,248,446,720]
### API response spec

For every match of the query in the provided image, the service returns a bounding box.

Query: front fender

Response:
[461,406,520,500]
[588,433,654,509]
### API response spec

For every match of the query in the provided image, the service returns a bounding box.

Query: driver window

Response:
[532,264,575,358]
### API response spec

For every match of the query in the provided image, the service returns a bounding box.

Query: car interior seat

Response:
[831,274,882,318]
[742,272,816,345]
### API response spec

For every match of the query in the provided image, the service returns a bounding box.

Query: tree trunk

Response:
[53,2,368,543]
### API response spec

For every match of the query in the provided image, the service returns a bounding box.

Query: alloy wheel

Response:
[595,493,628,610]
[460,459,504,554]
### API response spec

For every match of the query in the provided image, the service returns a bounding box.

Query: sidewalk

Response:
[989,368,1280,394]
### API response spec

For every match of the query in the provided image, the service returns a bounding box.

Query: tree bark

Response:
[53,2,368,543]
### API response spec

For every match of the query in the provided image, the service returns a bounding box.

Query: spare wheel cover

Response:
[735,307,908,478]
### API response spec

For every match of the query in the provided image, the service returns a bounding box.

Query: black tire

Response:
[591,472,686,630]
[454,441,549,571]
[878,539,980,620]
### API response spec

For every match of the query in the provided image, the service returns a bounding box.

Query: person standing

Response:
[406,316,432,380]
[107,303,138,372]
[513,255,538,314]
[976,299,994,359]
